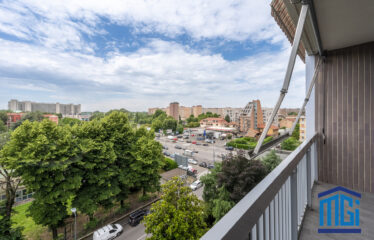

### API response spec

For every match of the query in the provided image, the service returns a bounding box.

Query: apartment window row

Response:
[1,189,34,203]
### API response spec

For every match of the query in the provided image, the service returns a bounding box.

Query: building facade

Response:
[169,102,179,120]
[238,100,264,133]
[222,107,242,123]
[262,107,279,126]
[299,115,306,141]
[200,117,228,128]
[8,99,81,116]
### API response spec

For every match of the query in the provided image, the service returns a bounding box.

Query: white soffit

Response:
[314,0,374,51]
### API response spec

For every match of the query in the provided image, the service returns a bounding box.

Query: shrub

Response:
[262,150,282,172]
[163,157,178,171]
[281,137,300,151]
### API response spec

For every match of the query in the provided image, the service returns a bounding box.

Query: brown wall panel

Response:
[315,41,374,193]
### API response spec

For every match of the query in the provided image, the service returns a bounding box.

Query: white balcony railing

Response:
[201,133,319,240]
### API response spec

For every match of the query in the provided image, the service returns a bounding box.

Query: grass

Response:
[12,202,48,239]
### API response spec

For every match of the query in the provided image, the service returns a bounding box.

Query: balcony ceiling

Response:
[314,0,374,51]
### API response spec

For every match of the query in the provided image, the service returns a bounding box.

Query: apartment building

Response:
[169,102,179,121]
[299,115,306,141]
[8,99,81,116]
[238,100,264,133]
[222,107,242,123]
[262,107,279,126]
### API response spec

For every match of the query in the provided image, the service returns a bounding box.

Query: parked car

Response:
[93,224,123,240]
[177,135,183,138]
[192,150,198,153]
[175,145,182,149]
[225,146,234,151]
[203,143,209,146]
[199,162,208,168]
[163,151,170,156]
[170,154,175,159]
[186,140,191,143]
[183,135,189,139]
[178,165,188,170]
[207,164,215,169]
[190,180,203,191]
[128,209,149,226]
[192,141,197,144]
[196,142,201,146]
[179,139,184,142]
[188,158,198,165]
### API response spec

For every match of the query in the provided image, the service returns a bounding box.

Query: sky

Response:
[0,0,306,112]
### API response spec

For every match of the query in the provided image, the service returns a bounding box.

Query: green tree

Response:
[0,132,23,239]
[131,127,163,196]
[10,111,44,130]
[176,124,184,134]
[281,137,300,151]
[89,111,105,121]
[72,117,120,219]
[292,123,300,140]
[217,154,267,203]
[151,119,163,132]
[162,117,177,131]
[224,114,230,123]
[60,117,81,126]
[152,110,167,120]
[261,150,282,172]
[0,119,6,133]
[144,177,207,240]
[0,110,10,124]
[2,120,82,239]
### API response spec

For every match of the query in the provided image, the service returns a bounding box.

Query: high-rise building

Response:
[222,107,242,123]
[239,100,264,133]
[262,107,279,126]
[8,99,81,116]
[169,102,179,120]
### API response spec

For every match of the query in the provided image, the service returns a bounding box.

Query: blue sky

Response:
[0,0,305,112]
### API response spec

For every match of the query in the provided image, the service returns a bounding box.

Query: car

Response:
[163,151,170,156]
[186,140,191,143]
[190,180,203,191]
[203,143,209,146]
[170,154,175,159]
[196,142,201,146]
[191,134,195,137]
[207,164,215,169]
[178,165,188,170]
[93,224,123,240]
[177,135,183,138]
[225,146,234,151]
[175,145,182,149]
[179,139,184,142]
[188,158,198,165]
[191,141,196,144]
[192,150,198,153]
[128,209,149,226]
[183,135,189,139]
[199,162,208,168]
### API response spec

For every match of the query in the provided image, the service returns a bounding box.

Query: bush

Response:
[262,150,282,172]
[84,218,100,230]
[263,136,273,144]
[281,137,300,151]
[163,157,178,171]
[138,194,152,202]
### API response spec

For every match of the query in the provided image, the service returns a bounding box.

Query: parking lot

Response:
[157,133,232,167]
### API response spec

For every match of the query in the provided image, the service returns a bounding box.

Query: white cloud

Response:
[0,0,283,51]
[0,38,305,111]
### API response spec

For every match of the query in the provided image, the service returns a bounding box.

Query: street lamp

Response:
[71,208,77,240]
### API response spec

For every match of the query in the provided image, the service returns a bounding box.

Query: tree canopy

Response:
[144,177,207,240]
[224,114,230,123]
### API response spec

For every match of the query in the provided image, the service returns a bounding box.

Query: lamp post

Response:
[71,208,77,240]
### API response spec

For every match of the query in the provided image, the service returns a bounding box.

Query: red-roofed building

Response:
[200,118,228,128]
[257,123,279,137]
[43,114,59,124]
[6,113,25,127]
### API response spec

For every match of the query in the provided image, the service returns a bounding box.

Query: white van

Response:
[93,224,123,240]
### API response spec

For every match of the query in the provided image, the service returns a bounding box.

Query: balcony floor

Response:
[299,182,374,240]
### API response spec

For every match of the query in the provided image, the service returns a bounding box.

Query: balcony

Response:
[201,133,374,239]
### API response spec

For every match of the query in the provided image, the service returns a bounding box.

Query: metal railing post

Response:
[306,148,312,208]
[290,169,298,240]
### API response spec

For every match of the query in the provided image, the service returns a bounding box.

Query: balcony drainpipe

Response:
[253,3,309,155]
